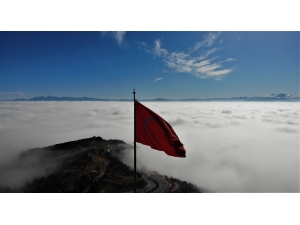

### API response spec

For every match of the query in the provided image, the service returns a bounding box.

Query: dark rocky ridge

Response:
[0,137,203,193]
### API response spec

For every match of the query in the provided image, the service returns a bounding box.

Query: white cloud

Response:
[101,31,126,46]
[154,39,168,57]
[114,31,126,45]
[164,52,234,79]
[153,77,162,82]
[139,33,235,80]
[189,32,221,52]
[0,101,299,192]
[206,68,234,77]
[137,42,152,53]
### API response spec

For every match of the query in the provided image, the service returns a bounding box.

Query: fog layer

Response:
[0,101,299,192]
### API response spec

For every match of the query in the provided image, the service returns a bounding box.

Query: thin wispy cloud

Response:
[137,42,152,53]
[189,32,221,53]
[138,32,235,80]
[154,39,168,57]
[153,77,162,82]
[114,31,126,45]
[102,31,126,46]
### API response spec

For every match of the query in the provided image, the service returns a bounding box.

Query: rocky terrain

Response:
[0,137,203,193]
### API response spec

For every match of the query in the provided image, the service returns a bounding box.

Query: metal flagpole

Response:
[133,88,137,193]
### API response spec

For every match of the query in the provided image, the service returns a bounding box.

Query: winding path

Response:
[126,173,166,193]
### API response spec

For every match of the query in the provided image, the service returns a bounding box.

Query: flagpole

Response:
[133,88,137,193]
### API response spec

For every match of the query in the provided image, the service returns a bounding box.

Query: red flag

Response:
[135,100,186,158]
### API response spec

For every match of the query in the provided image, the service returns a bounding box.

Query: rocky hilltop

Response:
[0,137,203,193]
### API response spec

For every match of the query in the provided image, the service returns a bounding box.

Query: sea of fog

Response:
[0,101,299,192]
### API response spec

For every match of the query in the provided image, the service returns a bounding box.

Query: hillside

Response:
[0,137,203,193]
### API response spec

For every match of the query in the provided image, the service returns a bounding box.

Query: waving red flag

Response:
[135,100,186,158]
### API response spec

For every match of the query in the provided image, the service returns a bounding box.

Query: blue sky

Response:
[0,31,299,99]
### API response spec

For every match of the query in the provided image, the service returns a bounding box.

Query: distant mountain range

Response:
[13,93,299,102]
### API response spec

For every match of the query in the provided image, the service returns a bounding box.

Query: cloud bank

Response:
[138,32,235,80]
[0,101,299,192]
